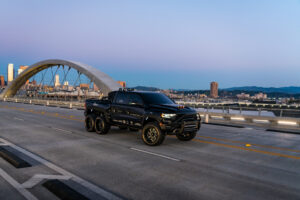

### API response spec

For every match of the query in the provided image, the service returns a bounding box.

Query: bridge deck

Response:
[0,102,300,200]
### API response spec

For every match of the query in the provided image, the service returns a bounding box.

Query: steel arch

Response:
[0,59,120,98]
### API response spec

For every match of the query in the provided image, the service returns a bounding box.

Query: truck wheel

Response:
[142,122,165,146]
[85,114,95,132]
[95,116,110,134]
[176,132,197,141]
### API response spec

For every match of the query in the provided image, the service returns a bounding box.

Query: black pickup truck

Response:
[84,90,201,146]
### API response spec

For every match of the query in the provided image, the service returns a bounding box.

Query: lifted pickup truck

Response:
[84,90,201,146]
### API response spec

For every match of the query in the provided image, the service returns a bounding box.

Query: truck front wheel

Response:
[176,132,197,141]
[95,116,110,135]
[142,122,165,146]
[85,114,95,132]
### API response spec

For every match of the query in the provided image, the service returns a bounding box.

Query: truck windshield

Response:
[140,93,174,105]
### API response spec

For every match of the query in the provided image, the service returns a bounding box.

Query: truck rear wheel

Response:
[85,114,95,132]
[142,122,165,146]
[176,132,197,141]
[95,116,110,134]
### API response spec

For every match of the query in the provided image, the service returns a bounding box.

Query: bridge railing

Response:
[1,97,84,109]
[1,97,300,130]
[199,112,300,130]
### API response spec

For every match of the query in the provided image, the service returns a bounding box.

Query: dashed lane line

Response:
[51,127,73,134]
[14,117,24,121]
[130,147,181,162]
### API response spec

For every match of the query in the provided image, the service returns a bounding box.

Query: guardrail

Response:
[1,97,300,130]
[1,98,84,110]
[199,112,300,130]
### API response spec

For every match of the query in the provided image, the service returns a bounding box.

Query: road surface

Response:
[0,102,300,200]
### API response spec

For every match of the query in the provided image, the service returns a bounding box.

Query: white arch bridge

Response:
[0,59,121,99]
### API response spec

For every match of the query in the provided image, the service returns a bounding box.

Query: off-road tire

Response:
[142,122,165,146]
[95,116,110,134]
[85,114,96,132]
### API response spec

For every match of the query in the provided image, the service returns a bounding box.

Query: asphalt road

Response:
[0,102,300,200]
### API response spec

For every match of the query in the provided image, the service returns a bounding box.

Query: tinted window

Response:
[140,93,174,105]
[115,92,128,104]
[128,93,144,105]
[108,91,116,102]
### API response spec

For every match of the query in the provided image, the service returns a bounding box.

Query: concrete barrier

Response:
[199,112,300,130]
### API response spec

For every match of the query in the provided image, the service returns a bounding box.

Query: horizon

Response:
[1,1,300,89]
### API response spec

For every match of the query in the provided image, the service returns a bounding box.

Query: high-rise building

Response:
[117,81,126,88]
[0,75,5,87]
[54,74,60,87]
[210,82,218,98]
[18,65,28,75]
[7,63,14,84]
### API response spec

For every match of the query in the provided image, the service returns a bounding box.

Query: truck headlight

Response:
[161,113,176,118]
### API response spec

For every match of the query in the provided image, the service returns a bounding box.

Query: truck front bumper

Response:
[160,120,201,135]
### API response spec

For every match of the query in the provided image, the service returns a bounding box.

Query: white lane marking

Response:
[130,147,181,162]
[51,127,72,133]
[0,168,38,200]
[0,138,123,200]
[14,117,24,121]
[244,127,253,130]
[22,174,71,189]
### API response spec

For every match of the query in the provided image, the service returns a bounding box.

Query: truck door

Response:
[126,93,145,128]
[111,92,129,125]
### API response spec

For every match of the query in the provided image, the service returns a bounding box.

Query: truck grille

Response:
[183,121,198,131]
[182,114,197,121]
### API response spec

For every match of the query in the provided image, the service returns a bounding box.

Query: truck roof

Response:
[113,90,161,94]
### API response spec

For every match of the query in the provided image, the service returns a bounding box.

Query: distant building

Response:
[210,82,218,98]
[54,75,60,87]
[237,93,250,99]
[80,83,90,90]
[7,63,14,84]
[199,94,207,98]
[18,65,28,75]
[18,66,30,84]
[63,81,69,86]
[253,93,267,100]
[0,75,5,87]
[117,81,126,88]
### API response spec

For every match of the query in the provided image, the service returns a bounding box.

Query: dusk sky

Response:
[0,0,300,89]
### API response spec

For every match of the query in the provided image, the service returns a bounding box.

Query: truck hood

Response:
[149,104,195,113]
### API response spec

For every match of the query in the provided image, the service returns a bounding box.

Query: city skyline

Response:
[0,1,300,89]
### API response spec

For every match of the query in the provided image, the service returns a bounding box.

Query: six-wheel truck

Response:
[84,89,201,146]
